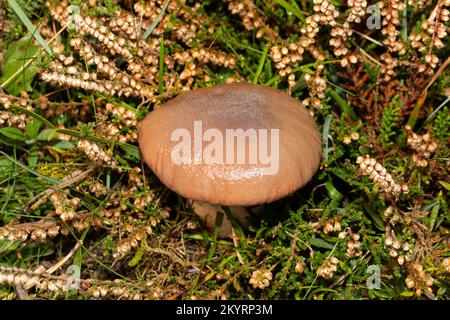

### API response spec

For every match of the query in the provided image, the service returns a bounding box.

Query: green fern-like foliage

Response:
[379,96,401,148]
[433,106,450,140]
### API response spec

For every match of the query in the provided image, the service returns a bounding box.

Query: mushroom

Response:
[138,83,322,237]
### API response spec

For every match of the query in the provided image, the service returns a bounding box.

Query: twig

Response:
[351,29,384,47]
[27,166,95,211]
[46,240,83,274]
[14,284,29,300]
[0,219,57,233]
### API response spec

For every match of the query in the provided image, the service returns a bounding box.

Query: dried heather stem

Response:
[356,155,409,197]
[0,265,147,299]
[0,220,61,242]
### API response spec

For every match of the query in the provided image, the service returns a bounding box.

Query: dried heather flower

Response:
[406,263,434,297]
[330,0,367,65]
[0,7,8,36]
[379,52,399,82]
[249,269,273,289]
[40,70,153,98]
[269,0,337,82]
[346,233,362,258]
[343,136,352,144]
[380,0,406,54]
[356,155,409,197]
[75,15,133,59]
[77,140,117,166]
[384,205,395,217]
[0,220,60,242]
[350,132,360,140]
[295,261,306,274]
[50,190,80,221]
[442,258,450,273]
[112,227,152,259]
[269,43,304,79]
[317,256,339,279]
[224,0,278,40]
[174,48,236,68]
[407,1,449,74]
[0,111,28,129]
[0,265,147,299]
[322,220,342,234]
[405,125,438,167]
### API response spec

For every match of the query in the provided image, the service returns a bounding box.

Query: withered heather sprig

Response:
[0,265,147,299]
[317,257,340,279]
[77,139,117,167]
[380,0,406,55]
[408,0,449,73]
[0,220,61,242]
[223,0,278,40]
[356,155,410,197]
[405,125,438,167]
[330,0,366,66]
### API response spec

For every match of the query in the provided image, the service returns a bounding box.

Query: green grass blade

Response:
[327,88,358,120]
[158,37,165,95]
[11,105,55,128]
[253,45,268,84]
[274,0,306,23]
[7,0,53,56]
[401,0,408,41]
[322,114,332,162]
[0,151,61,183]
[424,96,450,123]
[142,0,170,40]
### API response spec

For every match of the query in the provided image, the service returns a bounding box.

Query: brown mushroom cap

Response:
[138,83,322,206]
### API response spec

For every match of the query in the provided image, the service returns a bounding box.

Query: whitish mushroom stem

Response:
[188,200,260,238]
